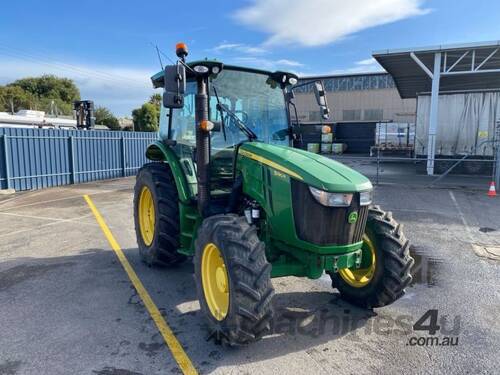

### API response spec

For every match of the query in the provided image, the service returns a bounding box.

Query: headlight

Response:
[309,187,353,207]
[359,190,373,206]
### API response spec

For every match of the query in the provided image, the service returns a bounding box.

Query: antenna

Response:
[156,46,196,74]
[158,48,176,65]
[155,44,164,70]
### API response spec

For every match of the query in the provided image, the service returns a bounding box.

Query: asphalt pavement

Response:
[0,177,499,374]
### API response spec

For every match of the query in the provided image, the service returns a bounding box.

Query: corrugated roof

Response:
[373,41,500,98]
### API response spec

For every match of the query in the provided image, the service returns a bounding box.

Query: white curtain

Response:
[416,92,500,156]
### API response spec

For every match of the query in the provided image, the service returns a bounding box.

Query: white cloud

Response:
[231,56,304,71]
[211,42,267,55]
[356,57,377,66]
[234,0,430,47]
[212,43,242,51]
[0,59,155,116]
[300,58,385,77]
[327,64,385,75]
[321,57,383,74]
[275,59,304,67]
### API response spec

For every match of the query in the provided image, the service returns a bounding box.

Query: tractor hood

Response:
[239,142,372,192]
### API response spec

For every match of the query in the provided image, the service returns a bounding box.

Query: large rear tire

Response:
[133,163,186,266]
[329,205,414,308]
[194,214,274,346]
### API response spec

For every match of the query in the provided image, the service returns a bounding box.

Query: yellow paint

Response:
[272,170,287,179]
[239,149,303,181]
[83,195,197,375]
[338,234,376,288]
[201,243,229,321]
[138,186,155,246]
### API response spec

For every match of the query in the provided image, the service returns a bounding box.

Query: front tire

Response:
[194,214,274,345]
[133,163,186,266]
[329,205,414,308]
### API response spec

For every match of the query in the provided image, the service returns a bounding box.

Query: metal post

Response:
[376,147,380,185]
[495,145,500,188]
[2,135,11,190]
[427,52,442,175]
[68,136,75,184]
[121,136,126,177]
[495,121,500,187]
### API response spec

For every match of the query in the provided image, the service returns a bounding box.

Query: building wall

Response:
[294,73,416,124]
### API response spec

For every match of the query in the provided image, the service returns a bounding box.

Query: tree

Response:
[95,106,121,131]
[149,93,162,108]
[131,93,162,132]
[7,75,80,115]
[0,85,36,113]
[132,102,159,132]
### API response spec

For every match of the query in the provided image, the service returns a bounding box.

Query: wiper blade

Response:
[217,103,257,141]
[211,86,227,142]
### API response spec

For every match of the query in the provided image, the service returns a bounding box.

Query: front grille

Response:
[291,180,368,246]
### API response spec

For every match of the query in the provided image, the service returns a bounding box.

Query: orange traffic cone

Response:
[487,181,497,197]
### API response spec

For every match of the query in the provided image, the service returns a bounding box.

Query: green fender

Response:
[145,141,191,204]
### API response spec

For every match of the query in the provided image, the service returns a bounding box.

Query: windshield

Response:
[159,69,290,195]
[209,69,289,147]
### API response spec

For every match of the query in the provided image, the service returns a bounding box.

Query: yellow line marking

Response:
[83,194,198,375]
[238,149,303,181]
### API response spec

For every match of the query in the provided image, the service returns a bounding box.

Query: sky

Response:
[0,0,498,116]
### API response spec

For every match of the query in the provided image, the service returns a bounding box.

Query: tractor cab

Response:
[151,59,329,203]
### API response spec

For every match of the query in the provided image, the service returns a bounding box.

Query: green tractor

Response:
[133,44,414,345]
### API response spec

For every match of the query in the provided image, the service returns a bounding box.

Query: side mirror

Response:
[313,81,330,120]
[163,63,186,109]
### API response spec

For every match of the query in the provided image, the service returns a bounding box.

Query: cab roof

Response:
[150,60,298,88]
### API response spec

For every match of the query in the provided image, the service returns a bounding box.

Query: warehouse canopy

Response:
[373,41,500,98]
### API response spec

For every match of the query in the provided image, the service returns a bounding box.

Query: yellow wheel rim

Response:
[338,234,376,288]
[138,186,155,246]
[201,243,229,321]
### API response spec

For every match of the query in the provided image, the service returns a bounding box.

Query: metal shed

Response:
[373,41,500,175]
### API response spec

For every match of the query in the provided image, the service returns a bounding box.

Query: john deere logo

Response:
[348,211,358,224]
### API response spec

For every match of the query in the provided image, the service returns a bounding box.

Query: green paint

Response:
[238,142,372,193]
[145,64,373,278]
[145,141,192,203]
[145,138,370,273]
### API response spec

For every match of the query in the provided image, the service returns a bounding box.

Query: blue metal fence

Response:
[0,127,157,191]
